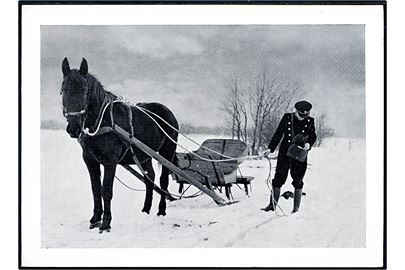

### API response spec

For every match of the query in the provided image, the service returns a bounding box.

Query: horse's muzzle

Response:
[66,123,81,138]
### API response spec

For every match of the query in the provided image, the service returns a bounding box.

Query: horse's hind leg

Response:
[157,166,170,216]
[141,160,155,214]
[100,163,117,232]
[83,152,102,229]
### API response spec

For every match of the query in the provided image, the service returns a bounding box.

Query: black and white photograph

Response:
[19,2,386,268]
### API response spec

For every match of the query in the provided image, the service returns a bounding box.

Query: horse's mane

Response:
[69,69,117,101]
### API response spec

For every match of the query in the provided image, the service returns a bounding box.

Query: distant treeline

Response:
[41,120,65,130]
[179,123,228,135]
[41,119,227,135]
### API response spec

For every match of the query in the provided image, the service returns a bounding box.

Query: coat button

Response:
[305,125,307,127]
[288,140,291,143]
[307,119,310,122]
[288,122,291,124]
[288,134,291,136]
[302,130,305,133]
[288,128,291,130]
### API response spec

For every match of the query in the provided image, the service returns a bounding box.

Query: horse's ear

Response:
[79,58,88,76]
[62,57,70,77]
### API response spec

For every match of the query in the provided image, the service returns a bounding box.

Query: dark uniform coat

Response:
[267,113,317,189]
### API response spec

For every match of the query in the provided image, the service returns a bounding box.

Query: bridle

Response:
[61,82,91,136]
[61,84,89,118]
[61,80,117,138]
[62,106,87,118]
[61,77,132,139]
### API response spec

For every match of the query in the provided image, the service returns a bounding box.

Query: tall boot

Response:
[261,187,280,212]
[292,189,303,213]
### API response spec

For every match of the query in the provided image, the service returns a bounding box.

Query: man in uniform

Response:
[262,101,317,213]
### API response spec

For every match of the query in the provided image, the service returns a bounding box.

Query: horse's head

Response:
[60,57,89,138]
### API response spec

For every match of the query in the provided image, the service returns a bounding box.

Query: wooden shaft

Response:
[121,164,174,200]
[113,125,227,206]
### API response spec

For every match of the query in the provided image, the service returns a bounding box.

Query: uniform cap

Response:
[294,100,312,116]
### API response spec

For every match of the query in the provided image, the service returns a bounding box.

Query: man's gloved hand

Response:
[298,143,310,151]
[262,149,271,156]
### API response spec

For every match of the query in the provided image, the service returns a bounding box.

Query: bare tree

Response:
[249,69,279,154]
[249,72,265,153]
[260,81,304,151]
[314,113,334,146]
[222,68,305,153]
[249,68,304,154]
[221,76,248,143]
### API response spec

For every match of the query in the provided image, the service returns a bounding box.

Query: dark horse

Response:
[60,57,179,232]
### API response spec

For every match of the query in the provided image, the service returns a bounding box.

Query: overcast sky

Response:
[41,25,365,137]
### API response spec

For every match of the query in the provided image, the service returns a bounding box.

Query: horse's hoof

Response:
[157,211,166,216]
[167,195,177,202]
[89,221,101,229]
[141,208,150,214]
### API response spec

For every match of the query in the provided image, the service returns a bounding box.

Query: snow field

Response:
[41,130,365,248]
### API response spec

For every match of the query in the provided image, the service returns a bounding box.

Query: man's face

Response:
[298,111,310,119]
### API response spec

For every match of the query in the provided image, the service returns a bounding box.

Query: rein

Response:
[79,91,133,138]
[81,95,117,137]
[77,93,134,166]
[71,83,244,164]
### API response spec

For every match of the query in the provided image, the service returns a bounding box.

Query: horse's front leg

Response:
[100,163,117,233]
[141,160,155,214]
[83,151,102,229]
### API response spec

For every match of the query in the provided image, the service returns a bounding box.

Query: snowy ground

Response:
[41,130,365,248]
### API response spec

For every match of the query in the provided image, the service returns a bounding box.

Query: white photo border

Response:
[19,2,386,268]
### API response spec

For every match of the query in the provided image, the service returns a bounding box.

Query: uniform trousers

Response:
[272,154,307,189]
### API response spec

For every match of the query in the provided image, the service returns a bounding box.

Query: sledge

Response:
[113,126,231,206]
[172,139,254,200]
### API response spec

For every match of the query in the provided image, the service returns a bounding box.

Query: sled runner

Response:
[172,139,254,200]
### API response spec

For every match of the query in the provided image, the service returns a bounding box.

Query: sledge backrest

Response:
[173,139,248,185]
[195,139,248,163]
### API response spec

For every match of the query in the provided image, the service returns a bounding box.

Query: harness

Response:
[78,94,130,137]
[76,93,135,164]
